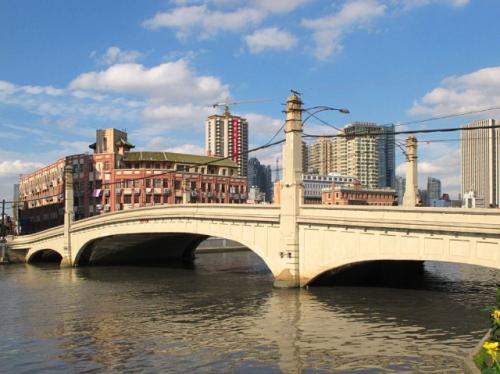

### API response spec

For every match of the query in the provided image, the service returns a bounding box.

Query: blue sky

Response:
[1,0,500,200]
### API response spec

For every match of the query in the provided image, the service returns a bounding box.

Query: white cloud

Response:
[393,0,469,11]
[91,46,143,66]
[245,27,298,54]
[251,0,308,13]
[396,143,461,198]
[169,143,205,154]
[143,0,307,39]
[69,60,228,104]
[409,67,500,117]
[0,79,144,122]
[0,160,45,177]
[243,113,283,142]
[144,103,213,127]
[143,5,265,38]
[302,0,386,60]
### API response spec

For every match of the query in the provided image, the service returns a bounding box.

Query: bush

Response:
[474,285,500,373]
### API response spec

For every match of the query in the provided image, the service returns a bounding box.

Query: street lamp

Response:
[302,105,350,126]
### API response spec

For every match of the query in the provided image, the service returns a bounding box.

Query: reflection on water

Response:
[0,252,498,373]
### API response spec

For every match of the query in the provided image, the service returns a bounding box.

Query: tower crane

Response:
[212,97,271,116]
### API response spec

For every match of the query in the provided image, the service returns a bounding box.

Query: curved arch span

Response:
[305,259,500,287]
[308,260,426,287]
[75,233,210,266]
[28,249,63,264]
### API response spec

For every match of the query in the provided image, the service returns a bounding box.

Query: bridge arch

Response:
[27,248,63,264]
[71,224,276,274]
[74,233,210,266]
[302,254,500,287]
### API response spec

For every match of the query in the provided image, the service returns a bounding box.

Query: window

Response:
[154,179,162,188]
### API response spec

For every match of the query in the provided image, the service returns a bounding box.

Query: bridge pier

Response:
[62,165,74,267]
[274,92,304,288]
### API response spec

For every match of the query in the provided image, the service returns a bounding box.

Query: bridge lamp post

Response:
[302,105,350,127]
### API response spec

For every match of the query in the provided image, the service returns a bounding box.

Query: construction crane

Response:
[212,97,271,116]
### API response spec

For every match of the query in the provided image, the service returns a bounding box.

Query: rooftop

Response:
[123,151,237,168]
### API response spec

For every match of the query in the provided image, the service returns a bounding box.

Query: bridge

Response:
[7,93,500,287]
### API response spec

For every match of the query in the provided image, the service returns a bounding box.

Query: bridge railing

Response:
[299,205,500,235]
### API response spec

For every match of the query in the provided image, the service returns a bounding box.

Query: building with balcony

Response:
[322,180,396,206]
[18,128,247,233]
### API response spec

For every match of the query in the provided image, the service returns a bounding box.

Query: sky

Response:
[1,0,500,201]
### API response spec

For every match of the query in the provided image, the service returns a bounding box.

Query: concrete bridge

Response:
[7,93,500,287]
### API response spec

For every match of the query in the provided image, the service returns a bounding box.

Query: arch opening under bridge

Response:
[306,259,500,287]
[28,248,63,264]
[73,231,272,273]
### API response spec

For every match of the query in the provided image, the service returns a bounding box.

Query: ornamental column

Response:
[403,135,419,207]
[61,165,74,266]
[182,178,190,204]
[275,92,303,288]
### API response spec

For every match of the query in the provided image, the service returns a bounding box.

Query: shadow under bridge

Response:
[75,233,211,266]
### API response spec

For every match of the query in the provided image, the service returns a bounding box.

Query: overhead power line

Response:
[2,138,286,205]
[303,123,500,139]
[391,106,500,128]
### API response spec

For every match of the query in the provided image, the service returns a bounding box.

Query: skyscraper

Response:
[427,177,442,204]
[395,176,406,205]
[205,111,249,176]
[344,123,380,189]
[306,122,395,189]
[378,124,396,188]
[307,136,335,175]
[247,157,273,202]
[461,119,500,208]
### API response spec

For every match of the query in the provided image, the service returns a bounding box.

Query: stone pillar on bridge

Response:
[403,135,419,207]
[274,92,304,288]
[182,178,190,204]
[61,165,74,267]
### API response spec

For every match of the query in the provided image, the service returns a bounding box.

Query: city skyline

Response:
[2,0,500,200]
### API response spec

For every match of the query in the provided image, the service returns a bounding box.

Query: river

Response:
[0,251,498,373]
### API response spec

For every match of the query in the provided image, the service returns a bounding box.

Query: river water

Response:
[0,251,499,373]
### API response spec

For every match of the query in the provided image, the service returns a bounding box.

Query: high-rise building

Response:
[307,136,334,175]
[247,157,273,202]
[306,123,395,189]
[395,176,406,205]
[205,111,249,176]
[302,141,309,173]
[427,177,442,205]
[461,119,500,208]
[344,123,380,189]
[378,124,396,188]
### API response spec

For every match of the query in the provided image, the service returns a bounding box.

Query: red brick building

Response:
[18,129,247,233]
[322,180,397,206]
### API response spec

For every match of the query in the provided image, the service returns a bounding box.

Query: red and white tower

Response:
[205,109,248,177]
